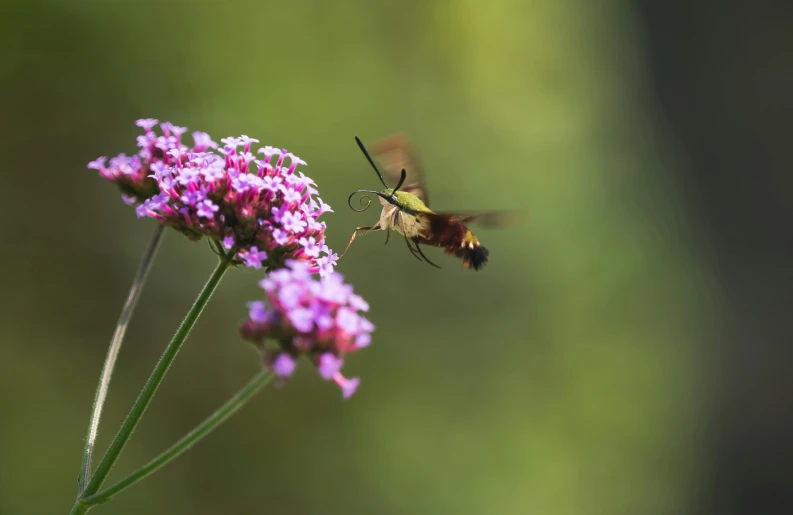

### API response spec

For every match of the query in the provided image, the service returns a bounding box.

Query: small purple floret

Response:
[288,307,315,332]
[135,118,159,131]
[318,353,343,380]
[281,211,307,233]
[247,301,269,323]
[242,246,268,269]
[272,353,297,377]
[335,375,360,399]
[299,236,321,258]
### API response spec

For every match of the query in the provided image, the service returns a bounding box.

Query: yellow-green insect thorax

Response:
[379,188,433,214]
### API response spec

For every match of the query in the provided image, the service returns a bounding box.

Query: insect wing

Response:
[371,134,431,206]
[429,210,523,229]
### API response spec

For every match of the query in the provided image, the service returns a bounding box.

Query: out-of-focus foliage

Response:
[0,1,712,514]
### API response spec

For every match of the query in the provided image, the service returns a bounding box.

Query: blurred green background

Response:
[6,0,789,514]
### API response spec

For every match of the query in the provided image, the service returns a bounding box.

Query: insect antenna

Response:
[355,136,390,189]
[392,169,407,194]
[349,138,407,212]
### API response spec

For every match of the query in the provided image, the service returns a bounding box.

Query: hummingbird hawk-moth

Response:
[340,134,515,270]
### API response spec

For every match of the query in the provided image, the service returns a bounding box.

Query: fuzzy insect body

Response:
[373,193,489,270]
[342,135,511,271]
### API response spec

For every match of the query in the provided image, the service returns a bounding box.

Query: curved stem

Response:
[73,248,235,513]
[79,225,165,492]
[81,369,273,506]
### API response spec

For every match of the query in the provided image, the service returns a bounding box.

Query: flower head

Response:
[88,119,337,272]
[239,260,373,398]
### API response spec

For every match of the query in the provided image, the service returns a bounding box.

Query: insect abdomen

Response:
[421,215,490,271]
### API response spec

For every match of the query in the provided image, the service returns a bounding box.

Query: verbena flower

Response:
[88,119,337,273]
[239,260,374,398]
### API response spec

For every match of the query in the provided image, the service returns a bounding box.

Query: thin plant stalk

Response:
[80,369,274,507]
[71,248,236,515]
[79,224,165,491]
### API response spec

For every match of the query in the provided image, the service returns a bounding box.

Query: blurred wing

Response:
[430,210,524,229]
[371,134,430,207]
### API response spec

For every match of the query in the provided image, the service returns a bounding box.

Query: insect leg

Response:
[396,212,423,262]
[402,232,423,261]
[414,240,442,269]
[385,208,401,245]
[339,224,380,259]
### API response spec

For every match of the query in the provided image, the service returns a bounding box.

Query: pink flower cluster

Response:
[88,119,337,274]
[239,260,374,398]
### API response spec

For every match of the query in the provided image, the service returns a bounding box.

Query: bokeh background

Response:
[1,1,791,514]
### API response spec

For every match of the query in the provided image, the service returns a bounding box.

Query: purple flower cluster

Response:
[88,119,337,274]
[239,260,374,398]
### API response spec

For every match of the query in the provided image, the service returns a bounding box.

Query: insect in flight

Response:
[340,134,515,270]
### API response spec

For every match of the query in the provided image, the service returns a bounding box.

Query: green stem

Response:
[81,369,273,507]
[71,249,235,515]
[79,225,165,492]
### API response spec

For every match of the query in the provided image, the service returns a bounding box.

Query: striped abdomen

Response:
[417,214,490,271]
